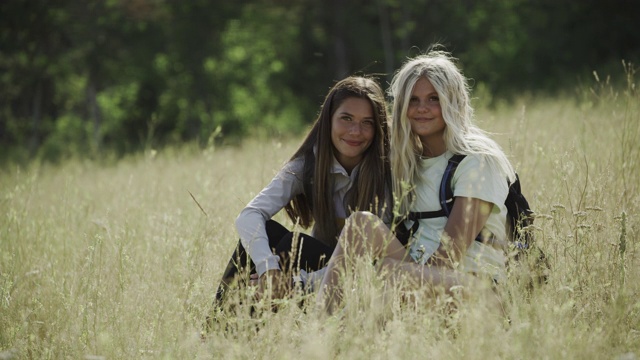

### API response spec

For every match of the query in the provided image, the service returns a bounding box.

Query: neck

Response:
[420,143,446,158]
[419,135,446,158]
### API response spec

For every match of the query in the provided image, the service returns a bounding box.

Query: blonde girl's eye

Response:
[429,96,440,103]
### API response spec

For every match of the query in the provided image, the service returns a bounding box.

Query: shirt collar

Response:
[331,153,361,179]
[314,144,361,179]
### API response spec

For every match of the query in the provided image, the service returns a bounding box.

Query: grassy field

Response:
[1,74,639,359]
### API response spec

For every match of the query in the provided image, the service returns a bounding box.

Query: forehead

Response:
[334,97,373,114]
[411,77,437,94]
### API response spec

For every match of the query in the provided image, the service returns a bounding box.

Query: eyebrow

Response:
[338,111,374,120]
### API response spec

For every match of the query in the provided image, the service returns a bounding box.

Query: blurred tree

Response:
[0,0,69,160]
[214,1,309,137]
[1,0,639,163]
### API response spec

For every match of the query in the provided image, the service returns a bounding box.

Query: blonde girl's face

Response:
[407,76,446,157]
[331,97,375,173]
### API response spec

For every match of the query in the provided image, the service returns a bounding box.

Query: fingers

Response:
[258,270,291,300]
[249,273,259,286]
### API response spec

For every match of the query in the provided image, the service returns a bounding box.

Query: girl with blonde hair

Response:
[317,48,516,313]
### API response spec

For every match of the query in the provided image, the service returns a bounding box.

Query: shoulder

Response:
[457,154,503,178]
[453,153,509,199]
[273,156,305,184]
[282,156,305,173]
[456,153,482,168]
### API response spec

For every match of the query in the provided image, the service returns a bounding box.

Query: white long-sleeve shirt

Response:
[235,154,360,276]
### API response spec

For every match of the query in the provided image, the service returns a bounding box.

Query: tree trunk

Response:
[86,80,102,153]
[378,0,394,80]
[29,81,43,157]
[400,2,410,53]
[331,0,349,79]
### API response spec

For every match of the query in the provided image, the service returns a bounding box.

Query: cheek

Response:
[330,121,340,138]
[330,130,339,148]
[363,127,375,142]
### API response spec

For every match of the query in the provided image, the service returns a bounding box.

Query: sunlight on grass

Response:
[1,72,639,358]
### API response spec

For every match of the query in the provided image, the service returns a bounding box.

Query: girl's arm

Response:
[427,196,493,267]
[235,158,304,276]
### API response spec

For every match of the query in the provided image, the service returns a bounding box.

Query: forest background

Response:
[1,0,639,164]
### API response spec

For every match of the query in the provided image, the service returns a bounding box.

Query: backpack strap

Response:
[396,154,491,245]
[440,154,488,243]
[439,154,466,216]
[407,153,466,221]
[395,154,467,245]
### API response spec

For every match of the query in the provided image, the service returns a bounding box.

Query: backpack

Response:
[394,154,549,283]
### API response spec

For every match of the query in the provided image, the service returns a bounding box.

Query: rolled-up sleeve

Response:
[235,158,304,276]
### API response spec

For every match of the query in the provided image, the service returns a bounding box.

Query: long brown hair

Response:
[284,76,391,247]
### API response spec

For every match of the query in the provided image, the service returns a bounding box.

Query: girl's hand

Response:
[254,269,290,301]
[249,273,259,287]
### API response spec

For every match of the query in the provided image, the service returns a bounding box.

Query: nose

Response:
[348,122,363,134]
[417,101,429,113]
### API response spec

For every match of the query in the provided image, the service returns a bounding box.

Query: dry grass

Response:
[1,71,639,359]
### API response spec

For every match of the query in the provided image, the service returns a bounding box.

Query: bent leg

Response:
[339,211,408,260]
[316,211,407,313]
[378,257,473,297]
[378,257,506,318]
[214,240,248,305]
[274,232,334,273]
[214,220,291,305]
[266,219,290,250]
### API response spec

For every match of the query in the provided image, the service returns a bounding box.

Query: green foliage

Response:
[213,3,309,138]
[1,0,639,164]
[37,114,88,162]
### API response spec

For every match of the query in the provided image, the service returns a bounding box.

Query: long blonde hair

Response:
[388,48,515,216]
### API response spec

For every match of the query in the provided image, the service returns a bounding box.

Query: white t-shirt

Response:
[406,151,509,281]
[235,155,360,276]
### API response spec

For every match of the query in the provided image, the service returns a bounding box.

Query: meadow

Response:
[1,71,639,359]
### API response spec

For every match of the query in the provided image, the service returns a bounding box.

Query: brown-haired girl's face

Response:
[330,97,375,172]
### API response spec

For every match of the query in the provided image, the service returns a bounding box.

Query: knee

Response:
[337,212,372,250]
[342,211,377,242]
[345,211,378,230]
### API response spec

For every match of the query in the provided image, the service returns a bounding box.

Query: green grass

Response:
[1,75,639,358]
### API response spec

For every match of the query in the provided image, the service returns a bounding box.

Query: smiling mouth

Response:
[343,140,363,146]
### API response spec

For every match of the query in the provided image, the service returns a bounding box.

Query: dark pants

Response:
[213,220,334,306]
